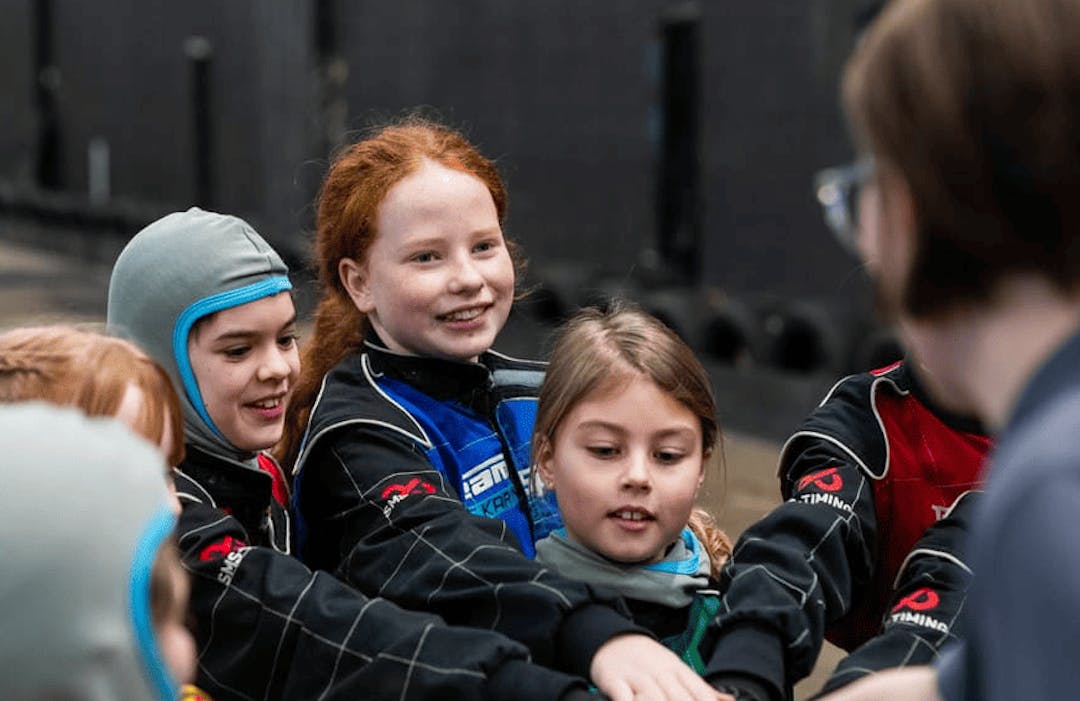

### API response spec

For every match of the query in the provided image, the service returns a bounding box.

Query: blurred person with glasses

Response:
[699,81,994,701]
[817,0,1080,698]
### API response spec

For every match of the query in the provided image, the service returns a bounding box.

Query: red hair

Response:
[0,325,185,467]
[278,117,509,467]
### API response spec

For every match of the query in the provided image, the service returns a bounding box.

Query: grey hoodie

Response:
[106,207,291,460]
[0,403,178,700]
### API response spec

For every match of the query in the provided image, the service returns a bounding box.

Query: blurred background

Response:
[0,1,894,693]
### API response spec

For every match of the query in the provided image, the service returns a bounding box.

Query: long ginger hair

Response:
[277,117,511,468]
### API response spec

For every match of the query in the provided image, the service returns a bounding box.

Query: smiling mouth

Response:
[438,306,487,322]
[248,397,283,410]
[610,509,655,521]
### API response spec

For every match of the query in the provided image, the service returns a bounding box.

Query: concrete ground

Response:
[0,237,844,697]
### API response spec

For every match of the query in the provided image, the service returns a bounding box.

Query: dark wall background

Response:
[0,0,891,437]
[0,1,318,237]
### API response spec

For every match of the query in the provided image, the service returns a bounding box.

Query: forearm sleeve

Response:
[705,444,879,696]
[295,429,646,676]
[177,501,583,701]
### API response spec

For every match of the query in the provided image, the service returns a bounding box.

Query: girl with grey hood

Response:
[106,207,594,701]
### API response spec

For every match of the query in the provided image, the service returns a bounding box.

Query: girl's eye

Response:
[411,251,437,263]
[278,333,298,349]
[587,445,619,458]
[655,450,684,464]
[222,346,250,359]
[473,240,496,253]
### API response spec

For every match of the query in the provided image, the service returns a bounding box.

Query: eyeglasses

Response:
[812,158,874,255]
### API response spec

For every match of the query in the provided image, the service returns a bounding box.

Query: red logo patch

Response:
[797,467,843,493]
[381,477,436,500]
[199,535,247,562]
[892,587,940,613]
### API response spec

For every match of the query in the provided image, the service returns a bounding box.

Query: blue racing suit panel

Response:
[373,372,557,556]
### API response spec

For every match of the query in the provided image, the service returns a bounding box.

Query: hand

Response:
[590,634,734,701]
[815,667,939,701]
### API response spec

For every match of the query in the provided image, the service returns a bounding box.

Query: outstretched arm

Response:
[816,667,940,701]
[176,497,585,701]
[704,442,879,699]
[298,428,727,700]
[818,492,979,696]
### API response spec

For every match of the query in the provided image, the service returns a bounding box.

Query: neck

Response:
[903,276,1080,432]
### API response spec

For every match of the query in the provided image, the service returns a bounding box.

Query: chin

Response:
[235,431,283,454]
[602,546,660,566]
[437,343,491,362]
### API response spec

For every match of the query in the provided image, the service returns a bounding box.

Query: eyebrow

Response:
[575,420,626,434]
[401,228,503,248]
[575,420,697,440]
[210,315,297,343]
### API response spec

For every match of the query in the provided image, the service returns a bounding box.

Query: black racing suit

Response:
[174,443,588,701]
[292,341,648,680]
[704,361,989,699]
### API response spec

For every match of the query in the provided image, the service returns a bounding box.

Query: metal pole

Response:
[185,36,214,208]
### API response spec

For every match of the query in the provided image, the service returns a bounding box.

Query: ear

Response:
[339,257,374,314]
[534,437,556,490]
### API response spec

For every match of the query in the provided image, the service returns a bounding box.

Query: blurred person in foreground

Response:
[0,403,194,700]
[818,0,1080,698]
[0,325,205,699]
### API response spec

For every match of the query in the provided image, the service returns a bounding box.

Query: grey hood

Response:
[107,207,291,460]
[0,403,178,700]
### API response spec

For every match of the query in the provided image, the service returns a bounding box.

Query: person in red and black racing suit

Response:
[703,360,990,700]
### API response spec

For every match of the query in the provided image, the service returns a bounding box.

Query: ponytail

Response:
[687,507,732,580]
[276,293,364,469]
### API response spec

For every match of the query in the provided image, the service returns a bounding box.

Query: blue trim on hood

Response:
[172,276,292,438]
[129,504,180,701]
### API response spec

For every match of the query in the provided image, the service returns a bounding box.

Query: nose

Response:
[620,451,652,492]
[256,345,293,384]
[447,253,484,295]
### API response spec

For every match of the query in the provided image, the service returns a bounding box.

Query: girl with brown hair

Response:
[282,117,729,701]
[531,303,734,675]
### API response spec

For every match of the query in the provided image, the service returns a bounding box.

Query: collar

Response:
[363,330,494,408]
[181,443,263,479]
[1005,326,1080,434]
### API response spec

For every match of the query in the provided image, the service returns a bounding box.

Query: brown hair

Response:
[532,302,730,574]
[278,116,511,467]
[0,325,185,466]
[843,0,1080,318]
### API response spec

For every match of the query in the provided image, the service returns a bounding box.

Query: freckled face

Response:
[538,372,705,564]
[339,159,514,363]
[186,292,300,451]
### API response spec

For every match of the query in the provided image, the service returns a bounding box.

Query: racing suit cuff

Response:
[556,604,651,678]
[487,659,589,701]
[711,673,780,701]
[704,623,786,701]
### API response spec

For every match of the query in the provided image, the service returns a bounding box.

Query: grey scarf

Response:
[535,527,711,609]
